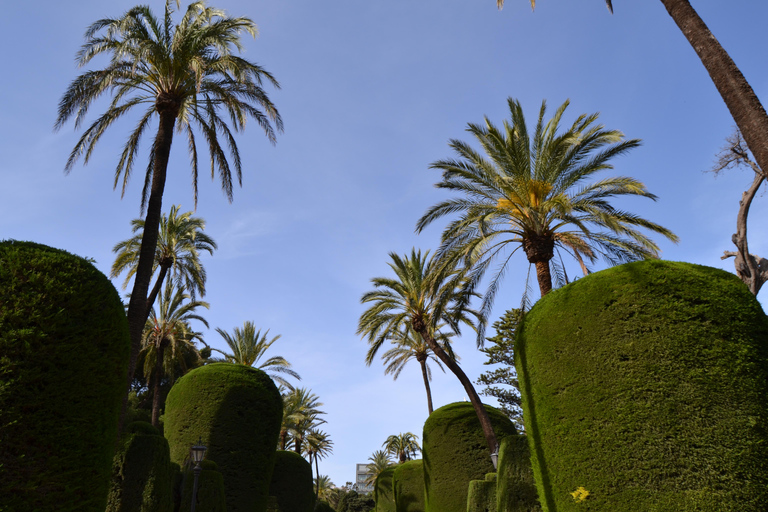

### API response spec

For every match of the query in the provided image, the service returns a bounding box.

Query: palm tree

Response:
[112,205,216,310]
[499,0,768,187]
[366,326,457,414]
[55,1,283,406]
[364,450,393,487]
[279,388,325,451]
[212,321,300,389]
[304,429,334,498]
[142,280,209,426]
[357,250,501,464]
[417,98,677,315]
[382,433,421,463]
[314,475,335,502]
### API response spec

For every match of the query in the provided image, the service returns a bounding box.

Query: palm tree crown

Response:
[417,98,678,310]
[279,387,326,452]
[382,432,421,463]
[364,450,393,487]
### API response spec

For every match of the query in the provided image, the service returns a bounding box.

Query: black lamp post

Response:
[190,438,207,512]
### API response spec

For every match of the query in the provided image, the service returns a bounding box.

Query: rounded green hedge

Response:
[0,240,130,511]
[164,363,283,512]
[517,260,768,511]
[496,435,540,512]
[467,477,496,512]
[314,500,335,512]
[269,450,315,512]
[374,466,396,512]
[393,460,424,512]
[178,465,227,512]
[105,427,173,512]
[422,402,517,512]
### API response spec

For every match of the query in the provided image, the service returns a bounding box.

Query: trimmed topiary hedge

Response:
[374,466,396,512]
[392,459,424,512]
[269,450,315,512]
[165,363,283,512]
[105,422,173,512]
[422,402,517,512]
[178,460,227,512]
[495,435,540,512]
[314,500,334,512]
[467,474,497,512]
[0,240,130,511]
[517,260,768,511]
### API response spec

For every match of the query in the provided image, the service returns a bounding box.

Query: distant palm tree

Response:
[364,450,393,487]
[112,205,216,310]
[213,321,300,388]
[55,0,283,402]
[304,429,334,498]
[279,388,325,451]
[142,281,209,426]
[382,432,421,463]
[314,475,335,502]
[366,326,457,414]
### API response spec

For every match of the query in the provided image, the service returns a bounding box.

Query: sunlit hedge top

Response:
[517,260,768,511]
[0,240,130,512]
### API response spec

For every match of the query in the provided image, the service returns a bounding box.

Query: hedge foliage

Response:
[269,450,315,512]
[374,466,396,512]
[0,240,130,512]
[392,460,424,512]
[165,363,283,512]
[517,260,768,511]
[105,423,173,512]
[467,476,496,512]
[422,402,517,512]
[495,435,540,512]
[178,461,227,512]
[314,500,335,512]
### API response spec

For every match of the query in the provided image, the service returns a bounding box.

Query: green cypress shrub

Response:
[422,402,517,512]
[374,466,396,512]
[165,363,283,512]
[517,260,768,511]
[269,450,315,512]
[314,500,334,512]
[0,240,130,512]
[392,460,424,512]
[495,435,540,512]
[467,477,496,512]
[105,423,173,512]
[178,460,227,512]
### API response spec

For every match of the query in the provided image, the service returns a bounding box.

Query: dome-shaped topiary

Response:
[392,459,424,512]
[0,240,130,511]
[164,363,283,512]
[269,450,315,512]
[374,466,396,512]
[517,260,768,511]
[422,402,517,512]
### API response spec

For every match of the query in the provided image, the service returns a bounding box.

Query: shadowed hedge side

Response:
[0,240,130,512]
[269,450,315,512]
[467,474,497,512]
[517,260,768,511]
[496,435,540,512]
[423,402,517,512]
[375,466,396,512]
[393,460,424,512]
[178,460,227,512]
[165,363,283,512]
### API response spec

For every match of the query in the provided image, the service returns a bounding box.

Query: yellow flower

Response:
[570,487,590,502]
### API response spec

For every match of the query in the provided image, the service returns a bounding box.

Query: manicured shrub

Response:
[374,466,396,512]
[269,450,315,512]
[338,490,375,512]
[105,423,173,512]
[178,460,227,512]
[314,500,335,512]
[422,402,517,512]
[0,240,130,512]
[467,475,496,512]
[495,435,540,512]
[517,260,768,511]
[392,460,424,512]
[165,363,283,512]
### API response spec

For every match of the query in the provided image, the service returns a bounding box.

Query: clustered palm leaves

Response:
[314,475,335,502]
[279,388,326,452]
[382,432,421,463]
[213,321,300,389]
[56,0,283,414]
[364,450,393,487]
[304,429,334,498]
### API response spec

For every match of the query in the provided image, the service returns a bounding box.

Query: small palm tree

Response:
[314,475,335,502]
[142,280,209,426]
[112,205,216,310]
[304,429,334,498]
[279,388,325,451]
[382,432,421,463]
[213,321,300,388]
[364,450,393,487]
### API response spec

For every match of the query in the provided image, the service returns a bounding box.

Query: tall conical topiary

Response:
[517,260,768,511]
[269,450,314,512]
[165,363,283,512]
[0,240,130,511]
[422,402,517,512]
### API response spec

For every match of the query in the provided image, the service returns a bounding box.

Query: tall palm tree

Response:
[279,387,325,451]
[357,250,501,464]
[112,205,216,310]
[417,98,677,317]
[364,450,393,487]
[382,433,421,463]
[55,1,283,405]
[142,280,209,426]
[213,321,300,389]
[304,429,334,498]
[366,326,457,414]
[499,0,768,185]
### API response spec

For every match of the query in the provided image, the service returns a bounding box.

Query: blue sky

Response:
[2,0,767,487]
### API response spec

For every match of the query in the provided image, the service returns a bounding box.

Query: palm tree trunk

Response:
[419,359,434,414]
[294,436,302,454]
[280,429,288,450]
[534,260,552,297]
[413,320,499,466]
[314,455,320,500]
[660,0,768,177]
[151,338,169,427]
[145,264,171,320]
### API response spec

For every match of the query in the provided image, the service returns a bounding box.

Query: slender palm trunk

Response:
[294,436,302,454]
[280,429,288,450]
[660,0,768,177]
[145,264,171,320]
[151,339,169,427]
[412,318,499,465]
[534,260,552,297]
[419,359,434,414]
[314,456,320,500]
